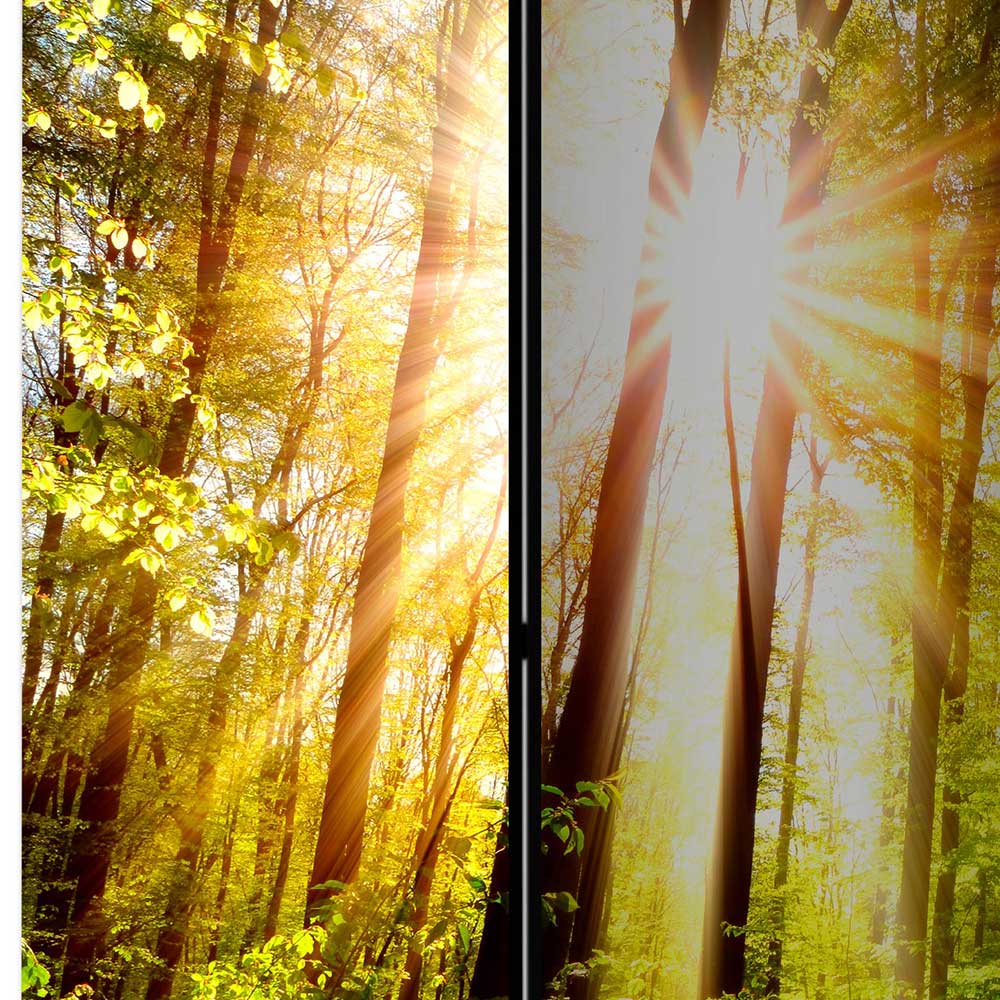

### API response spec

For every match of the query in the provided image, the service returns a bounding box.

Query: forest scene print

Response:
[21,1,509,999]
[540,0,1000,999]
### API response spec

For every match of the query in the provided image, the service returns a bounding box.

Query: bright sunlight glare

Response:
[666,141,785,371]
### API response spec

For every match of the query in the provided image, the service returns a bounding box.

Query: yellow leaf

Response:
[118,77,141,111]
[190,608,214,637]
[154,522,179,551]
[111,227,129,250]
[181,31,201,60]
[131,236,148,259]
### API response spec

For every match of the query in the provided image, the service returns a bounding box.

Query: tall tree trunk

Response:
[242,700,287,951]
[22,509,66,749]
[23,577,90,816]
[30,578,122,950]
[894,209,945,999]
[566,435,678,998]
[469,808,509,1000]
[927,190,998,1000]
[263,669,306,942]
[144,571,267,1000]
[895,26,998,992]
[307,0,486,917]
[767,436,827,995]
[148,261,342,992]
[974,870,987,953]
[60,6,278,992]
[699,4,851,995]
[872,693,902,955]
[398,471,503,1000]
[398,624,476,1000]
[206,803,240,965]
[23,186,81,756]
[540,0,729,985]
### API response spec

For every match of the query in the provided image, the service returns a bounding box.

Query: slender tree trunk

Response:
[242,703,286,951]
[23,187,80,755]
[767,437,827,995]
[144,572,266,1000]
[894,210,945,999]
[566,437,678,998]
[307,0,486,916]
[148,288,340,991]
[23,578,89,816]
[469,809,509,1000]
[927,193,998,999]
[872,693,902,955]
[895,31,998,989]
[206,803,240,965]
[59,7,278,992]
[30,579,121,950]
[926,627,966,999]
[398,476,503,1000]
[22,510,66,747]
[398,622,476,1000]
[540,0,729,984]
[974,870,987,953]
[263,670,305,941]
[699,5,851,994]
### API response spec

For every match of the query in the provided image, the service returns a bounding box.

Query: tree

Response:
[699,3,853,995]
[766,432,830,995]
[22,2,510,997]
[540,0,729,985]
[307,0,490,916]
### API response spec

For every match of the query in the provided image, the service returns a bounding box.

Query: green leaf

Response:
[425,919,449,947]
[154,522,179,551]
[280,24,308,53]
[457,923,471,955]
[604,782,623,810]
[139,550,164,575]
[125,426,157,465]
[62,401,94,433]
[80,482,105,504]
[316,64,335,96]
[552,891,579,914]
[241,40,266,75]
[443,835,472,859]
